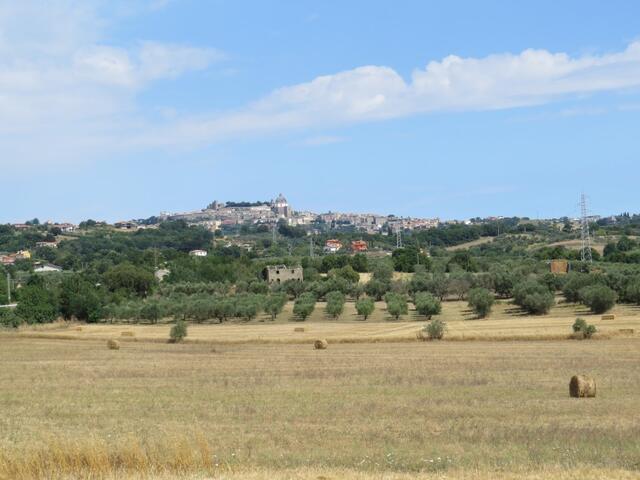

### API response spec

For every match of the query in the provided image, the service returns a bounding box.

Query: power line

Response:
[580,193,593,264]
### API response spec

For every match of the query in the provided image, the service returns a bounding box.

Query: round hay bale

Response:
[294,327,305,333]
[569,375,596,398]
[120,331,135,337]
[314,339,328,350]
[107,339,120,350]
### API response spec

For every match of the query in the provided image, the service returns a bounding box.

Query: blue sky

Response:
[2,0,640,223]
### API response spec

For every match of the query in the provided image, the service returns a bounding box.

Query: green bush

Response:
[562,273,602,303]
[385,293,408,320]
[414,292,441,319]
[212,298,236,323]
[579,285,617,314]
[170,319,188,343]
[572,317,596,339]
[355,297,375,320]
[140,301,163,324]
[16,282,58,324]
[58,276,104,323]
[572,317,587,333]
[423,318,447,340]
[234,293,264,321]
[0,309,23,328]
[293,293,316,321]
[467,288,494,318]
[264,293,287,320]
[365,279,390,301]
[325,291,346,319]
[624,279,640,304]
[520,291,555,315]
[491,269,515,298]
[512,279,555,315]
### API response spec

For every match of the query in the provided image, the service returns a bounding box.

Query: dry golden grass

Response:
[0,337,639,479]
[12,299,639,345]
[445,237,496,251]
[545,239,607,255]
[358,272,414,284]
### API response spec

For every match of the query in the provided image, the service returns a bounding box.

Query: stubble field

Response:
[0,333,639,479]
[11,299,639,344]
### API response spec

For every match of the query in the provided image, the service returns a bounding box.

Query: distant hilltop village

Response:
[158,194,440,234]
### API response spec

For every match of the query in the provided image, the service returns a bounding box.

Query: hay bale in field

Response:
[569,375,596,398]
[601,314,615,320]
[294,327,305,333]
[107,339,120,350]
[74,326,82,331]
[314,339,328,350]
[618,328,634,334]
[120,331,135,337]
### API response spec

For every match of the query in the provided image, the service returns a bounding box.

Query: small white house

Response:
[189,249,208,257]
[33,264,63,273]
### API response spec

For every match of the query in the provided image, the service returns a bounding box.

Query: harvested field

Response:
[0,337,639,479]
[11,299,640,344]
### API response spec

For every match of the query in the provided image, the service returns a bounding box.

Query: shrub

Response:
[572,317,587,333]
[355,297,375,320]
[467,288,494,318]
[16,283,58,324]
[139,301,163,324]
[423,318,447,340]
[0,309,23,328]
[427,274,449,301]
[103,263,155,297]
[248,281,269,295]
[447,272,474,300]
[572,317,596,339]
[293,293,316,321]
[264,293,287,321]
[212,298,235,323]
[325,291,346,319]
[624,279,640,304]
[233,294,264,321]
[512,279,555,315]
[365,279,390,301]
[329,265,360,284]
[414,292,441,319]
[579,285,617,314]
[170,319,188,343]
[59,276,104,323]
[385,293,408,320]
[583,324,597,338]
[491,269,515,298]
[519,291,555,315]
[562,273,602,303]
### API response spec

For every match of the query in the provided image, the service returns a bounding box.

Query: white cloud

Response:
[0,1,222,164]
[1,0,640,166]
[136,41,640,147]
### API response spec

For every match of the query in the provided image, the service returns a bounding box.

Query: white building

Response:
[189,249,208,257]
[33,264,63,273]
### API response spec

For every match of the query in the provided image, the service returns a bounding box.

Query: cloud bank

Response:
[136,40,640,148]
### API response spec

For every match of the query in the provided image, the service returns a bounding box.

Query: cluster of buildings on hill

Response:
[158,193,441,235]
